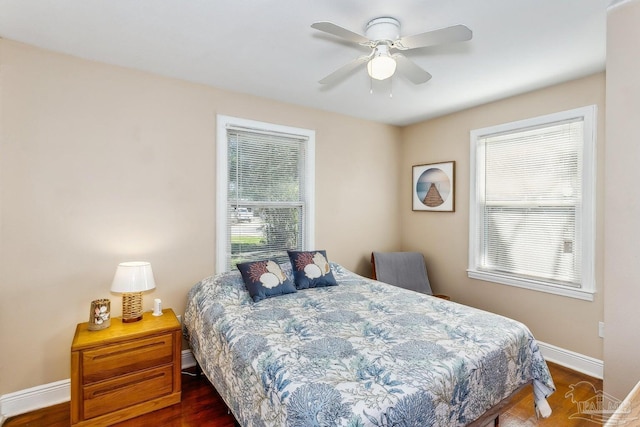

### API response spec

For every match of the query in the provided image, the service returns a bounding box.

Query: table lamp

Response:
[110,261,156,323]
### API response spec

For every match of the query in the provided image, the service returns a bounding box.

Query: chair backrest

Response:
[371,251,434,295]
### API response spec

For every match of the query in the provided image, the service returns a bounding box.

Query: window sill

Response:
[467,269,595,301]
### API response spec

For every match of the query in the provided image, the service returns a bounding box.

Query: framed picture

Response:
[412,161,455,212]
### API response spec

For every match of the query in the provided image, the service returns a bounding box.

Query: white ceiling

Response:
[0,0,608,126]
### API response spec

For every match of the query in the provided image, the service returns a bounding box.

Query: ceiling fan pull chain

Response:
[389,77,393,98]
[370,74,374,95]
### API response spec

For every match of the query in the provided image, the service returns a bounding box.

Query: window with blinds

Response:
[216,115,315,272]
[468,106,596,300]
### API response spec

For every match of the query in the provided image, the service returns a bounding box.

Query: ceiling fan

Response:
[311,17,472,85]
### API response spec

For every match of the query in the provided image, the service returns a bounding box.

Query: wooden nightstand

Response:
[70,308,182,426]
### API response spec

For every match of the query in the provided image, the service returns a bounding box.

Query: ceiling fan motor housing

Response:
[365,17,400,43]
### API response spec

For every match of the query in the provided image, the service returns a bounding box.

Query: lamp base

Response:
[121,292,143,323]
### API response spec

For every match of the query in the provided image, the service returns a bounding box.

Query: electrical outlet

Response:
[177,314,182,325]
[598,321,604,338]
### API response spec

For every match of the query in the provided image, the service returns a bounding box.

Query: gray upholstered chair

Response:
[371,251,450,300]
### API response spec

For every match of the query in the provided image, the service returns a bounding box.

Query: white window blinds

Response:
[481,119,583,285]
[469,106,596,300]
[225,126,309,269]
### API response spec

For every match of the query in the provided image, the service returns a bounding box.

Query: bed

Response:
[183,262,555,426]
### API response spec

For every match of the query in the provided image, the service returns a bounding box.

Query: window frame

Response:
[216,115,315,273]
[468,105,597,301]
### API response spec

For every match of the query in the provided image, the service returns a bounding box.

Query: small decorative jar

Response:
[88,299,111,331]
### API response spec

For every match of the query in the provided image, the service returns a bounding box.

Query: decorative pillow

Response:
[287,250,338,289]
[237,260,297,302]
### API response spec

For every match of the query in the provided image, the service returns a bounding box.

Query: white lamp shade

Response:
[367,54,397,81]
[110,261,156,293]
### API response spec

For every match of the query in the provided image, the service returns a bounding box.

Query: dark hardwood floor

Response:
[4,362,602,426]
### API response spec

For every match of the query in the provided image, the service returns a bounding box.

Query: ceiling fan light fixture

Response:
[367,49,396,81]
[312,16,470,86]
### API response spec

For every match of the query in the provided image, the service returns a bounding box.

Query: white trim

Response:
[215,115,315,274]
[181,348,197,369]
[0,350,197,423]
[0,379,70,423]
[537,341,603,380]
[467,270,595,301]
[468,105,597,300]
[215,116,230,274]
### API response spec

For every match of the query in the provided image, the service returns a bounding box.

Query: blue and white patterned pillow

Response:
[287,250,338,289]
[237,260,297,302]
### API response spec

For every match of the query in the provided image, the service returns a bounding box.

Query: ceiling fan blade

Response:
[393,54,432,84]
[311,21,370,45]
[394,24,472,50]
[319,54,371,85]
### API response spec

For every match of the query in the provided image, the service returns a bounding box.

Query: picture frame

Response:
[412,161,455,212]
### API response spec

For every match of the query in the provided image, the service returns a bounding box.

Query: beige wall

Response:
[0,39,402,394]
[400,73,606,360]
[604,0,640,400]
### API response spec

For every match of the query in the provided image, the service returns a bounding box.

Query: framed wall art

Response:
[412,161,455,212]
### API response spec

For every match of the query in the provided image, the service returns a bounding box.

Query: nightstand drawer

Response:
[82,333,174,384]
[83,364,174,419]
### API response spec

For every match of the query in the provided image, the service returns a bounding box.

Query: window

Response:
[468,106,596,300]
[216,115,315,272]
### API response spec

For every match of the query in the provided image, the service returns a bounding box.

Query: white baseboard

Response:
[0,378,70,424]
[0,349,197,424]
[1,344,602,423]
[537,340,603,379]
[181,348,197,368]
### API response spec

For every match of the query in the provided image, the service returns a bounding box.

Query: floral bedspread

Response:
[184,263,555,427]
